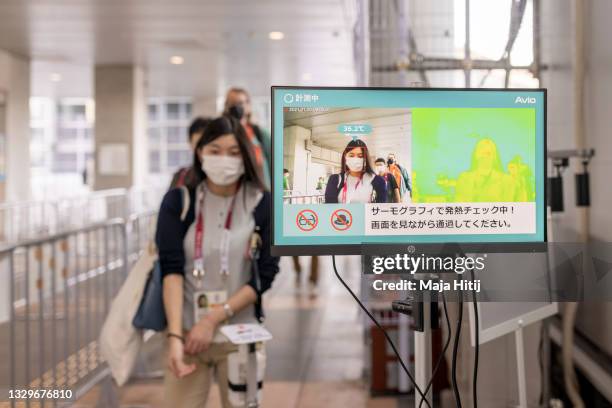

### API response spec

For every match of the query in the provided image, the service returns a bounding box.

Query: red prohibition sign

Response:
[331,208,353,231]
[296,209,318,232]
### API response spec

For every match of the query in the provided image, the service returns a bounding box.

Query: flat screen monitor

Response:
[271,86,547,256]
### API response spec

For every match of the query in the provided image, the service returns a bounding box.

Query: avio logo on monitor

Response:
[515,96,536,104]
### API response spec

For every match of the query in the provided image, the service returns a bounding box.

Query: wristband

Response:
[167,332,185,343]
[223,303,234,319]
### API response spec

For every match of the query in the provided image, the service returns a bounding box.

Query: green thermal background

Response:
[411,108,536,203]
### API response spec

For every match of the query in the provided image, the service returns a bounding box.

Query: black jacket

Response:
[155,187,279,296]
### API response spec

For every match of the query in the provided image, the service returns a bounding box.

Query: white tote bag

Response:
[99,244,157,386]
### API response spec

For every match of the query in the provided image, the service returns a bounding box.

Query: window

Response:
[166,103,180,120]
[31,128,45,142]
[58,128,78,141]
[148,127,161,143]
[147,98,193,174]
[149,150,161,173]
[167,126,184,144]
[59,104,87,122]
[148,104,158,121]
[167,149,191,168]
[52,152,78,173]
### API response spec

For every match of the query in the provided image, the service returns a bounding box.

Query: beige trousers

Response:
[164,342,239,408]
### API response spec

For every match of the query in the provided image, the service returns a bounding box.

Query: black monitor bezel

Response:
[270,86,548,256]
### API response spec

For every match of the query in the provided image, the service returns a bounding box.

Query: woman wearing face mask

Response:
[324,139,387,203]
[157,116,279,407]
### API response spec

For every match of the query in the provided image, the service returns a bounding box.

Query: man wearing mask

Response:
[375,158,401,203]
[387,153,412,200]
[224,87,271,188]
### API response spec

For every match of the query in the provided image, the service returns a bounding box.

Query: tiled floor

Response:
[76,256,403,407]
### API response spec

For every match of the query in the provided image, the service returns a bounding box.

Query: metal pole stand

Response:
[514,323,528,408]
[415,297,433,407]
[246,342,259,408]
[392,286,439,408]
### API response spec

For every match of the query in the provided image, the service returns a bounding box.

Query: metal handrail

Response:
[283,193,325,204]
[0,218,126,253]
[0,187,164,245]
[0,211,158,406]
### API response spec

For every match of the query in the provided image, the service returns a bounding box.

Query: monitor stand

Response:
[514,323,528,408]
[393,286,438,408]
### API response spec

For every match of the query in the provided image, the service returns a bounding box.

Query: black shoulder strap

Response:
[252,193,264,230]
[251,191,269,323]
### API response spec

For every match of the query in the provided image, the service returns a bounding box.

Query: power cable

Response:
[331,255,431,408]
[470,268,479,408]
[451,293,463,408]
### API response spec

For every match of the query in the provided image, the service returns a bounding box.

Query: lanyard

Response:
[193,183,240,286]
[341,173,363,203]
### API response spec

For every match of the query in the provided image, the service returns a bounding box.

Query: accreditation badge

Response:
[193,290,228,323]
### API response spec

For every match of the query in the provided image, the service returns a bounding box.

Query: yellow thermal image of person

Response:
[455,138,517,202]
[507,155,535,202]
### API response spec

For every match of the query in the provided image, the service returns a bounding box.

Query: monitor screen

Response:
[271,87,546,256]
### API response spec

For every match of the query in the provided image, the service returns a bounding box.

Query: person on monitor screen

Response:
[224,87,271,188]
[324,139,387,203]
[375,158,401,203]
[283,168,290,191]
[157,116,279,407]
[316,176,326,192]
[455,138,516,202]
[387,153,411,200]
[169,117,212,189]
[507,155,534,202]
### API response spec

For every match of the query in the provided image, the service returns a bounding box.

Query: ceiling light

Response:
[50,73,62,82]
[268,31,285,40]
[170,56,184,65]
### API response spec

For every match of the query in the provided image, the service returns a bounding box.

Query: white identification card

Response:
[193,290,227,323]
[221,324,273,345]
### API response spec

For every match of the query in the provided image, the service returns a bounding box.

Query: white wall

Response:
[541,0,612,373]
[0,50,31,202]
[584,0,612,242]
[0,50,30,323]
[283,125,311,194]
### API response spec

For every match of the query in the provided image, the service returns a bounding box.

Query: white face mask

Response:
[375,165,386,174]
[201,155,245,186]
[346,156,364,172]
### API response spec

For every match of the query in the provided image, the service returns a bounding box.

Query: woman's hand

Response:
[184,313,221,355]
[167,337,196,379]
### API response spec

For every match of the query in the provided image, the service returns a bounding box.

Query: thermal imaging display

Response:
[271,87,546,255]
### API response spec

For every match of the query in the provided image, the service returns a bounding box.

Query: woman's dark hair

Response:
[375,157,386,164]
[185,116,266,191]
[340,139,374,175]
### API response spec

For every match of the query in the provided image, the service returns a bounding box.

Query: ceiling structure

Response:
[0,0,357,99]
[285,107,412,165]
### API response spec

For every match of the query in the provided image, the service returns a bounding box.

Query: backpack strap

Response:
[336,173,345,190]
[251,194,267,323]
[179,185,190,222]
